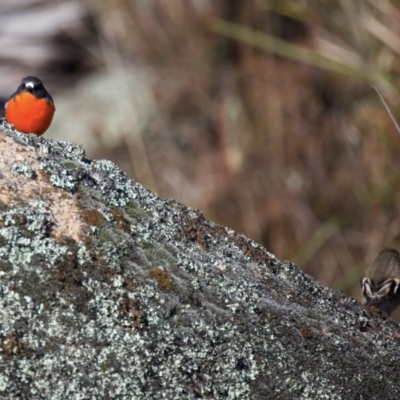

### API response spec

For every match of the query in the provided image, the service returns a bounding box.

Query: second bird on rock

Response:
[361,248,400,317]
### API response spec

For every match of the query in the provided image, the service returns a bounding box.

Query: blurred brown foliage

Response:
[4,0,400,308]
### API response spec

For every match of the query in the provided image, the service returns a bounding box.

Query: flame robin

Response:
[5,76,55,136]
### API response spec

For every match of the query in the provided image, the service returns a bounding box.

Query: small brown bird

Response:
[361,248,400,317]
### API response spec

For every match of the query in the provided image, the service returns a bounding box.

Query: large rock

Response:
[0,120,398,399]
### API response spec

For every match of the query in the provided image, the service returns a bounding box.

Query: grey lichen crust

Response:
[0,121,399,399]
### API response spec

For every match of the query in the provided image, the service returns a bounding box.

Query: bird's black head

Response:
[13,76,54,104]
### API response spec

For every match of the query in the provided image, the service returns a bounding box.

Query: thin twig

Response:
[372,86,400,136]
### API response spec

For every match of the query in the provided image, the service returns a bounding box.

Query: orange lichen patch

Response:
[180,214,226,251]
[181,217,210,250]
[123,277,136,290]
[232,235,271,265]
[148,267,172,291]
[110,208,131,232]
[82,209,105,226]
[3,332,31,357]
[0,132,83,242]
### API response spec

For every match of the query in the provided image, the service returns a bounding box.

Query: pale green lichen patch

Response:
[0,120,400,399]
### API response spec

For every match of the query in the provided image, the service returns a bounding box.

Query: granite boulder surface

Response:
[0,120,398,399]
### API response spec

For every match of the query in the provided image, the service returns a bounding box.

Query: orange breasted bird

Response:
[5,76,55,136]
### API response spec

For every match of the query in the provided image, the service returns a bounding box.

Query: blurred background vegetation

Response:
[2,0,400,314]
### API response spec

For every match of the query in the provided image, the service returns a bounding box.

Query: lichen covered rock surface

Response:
[0,120,399,399]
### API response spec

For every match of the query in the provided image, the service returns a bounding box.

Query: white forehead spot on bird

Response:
[25,82,35,89]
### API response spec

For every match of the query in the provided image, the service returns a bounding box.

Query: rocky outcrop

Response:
[0,120,398,399]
